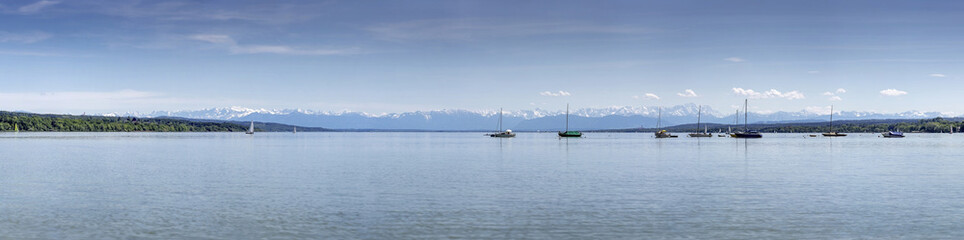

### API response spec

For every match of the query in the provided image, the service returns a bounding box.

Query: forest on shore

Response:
[0,111,246,132]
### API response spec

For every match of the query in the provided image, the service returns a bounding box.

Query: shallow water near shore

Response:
[1,132,962,239]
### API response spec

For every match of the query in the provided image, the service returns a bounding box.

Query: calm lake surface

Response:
[1,132,962,239]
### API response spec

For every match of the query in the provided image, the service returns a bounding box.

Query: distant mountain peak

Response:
[103,104,960,131]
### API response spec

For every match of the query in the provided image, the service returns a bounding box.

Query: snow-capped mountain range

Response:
[105,104,958,131]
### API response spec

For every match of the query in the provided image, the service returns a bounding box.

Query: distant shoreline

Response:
[3,111,960,134]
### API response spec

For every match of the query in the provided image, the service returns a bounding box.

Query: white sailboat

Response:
[246,121,255,134]
[655,107,677,138]
[293,126,297,134]
[489,108,515,138]
[688,105,711,137]
[721,110,737,137]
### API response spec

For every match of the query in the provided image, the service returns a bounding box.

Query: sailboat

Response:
[293,127,297,134]
[489,108,515,138]
[688,105,711,137]
[655,106,677,138]
[246,121,255,134]
[558,104,582,137]
[732,99,762,138]
[882,128,905,138]
[822,105,847,137]
[721,110,738,137]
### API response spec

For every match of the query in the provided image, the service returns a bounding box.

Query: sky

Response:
[2,0,964,115]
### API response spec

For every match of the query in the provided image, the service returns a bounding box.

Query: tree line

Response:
[0,111,248,132]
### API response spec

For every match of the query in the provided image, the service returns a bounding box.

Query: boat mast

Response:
[657,107,661,130]
[697,105,702,133]
[829,105,834,133]
[565,104,570,132]
[498,108,503,132]
[743,99,748,131]
[731,109,738,133]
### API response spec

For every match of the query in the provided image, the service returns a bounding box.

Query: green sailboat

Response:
[558,104,582,137]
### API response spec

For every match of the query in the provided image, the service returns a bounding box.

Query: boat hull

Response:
[732,132,762,138]
[654,130,677,138]
[822,132,847,137]
[882,132,905,138]
[688,133,712,137]
[489,133,516,138]
[558,131,582,137]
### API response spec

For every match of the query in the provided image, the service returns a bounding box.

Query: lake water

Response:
[1,132,962,239]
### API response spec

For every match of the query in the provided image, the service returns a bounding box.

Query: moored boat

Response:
[558,104,582,137]
[245,121,255,134]
[654,106,677,138]
[489,108,516,138]
[822,105,847,137]
[732,99,762,138]
[688,105,712,137]
[882,131,905,138]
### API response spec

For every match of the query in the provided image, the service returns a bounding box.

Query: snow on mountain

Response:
[111,105,960,130]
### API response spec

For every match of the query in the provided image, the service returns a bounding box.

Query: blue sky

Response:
[1,0,963,115]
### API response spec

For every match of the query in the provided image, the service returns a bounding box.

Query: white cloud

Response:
[732,88,805,100]
[929,73,946,78]
[540,91,571,97]
[822,88,846,100]
[732,88,759,97]
[676,89,698,97]
[18,0,59,13]
[634,93,659,100]
[880,89,908,96]
[0,31,51,44]
[723,57,745,62]
[777,90,805,100]
[190,34,360,55]
[644,93,660,100]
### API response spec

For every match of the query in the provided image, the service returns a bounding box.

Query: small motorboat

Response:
[882,131,905,138]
